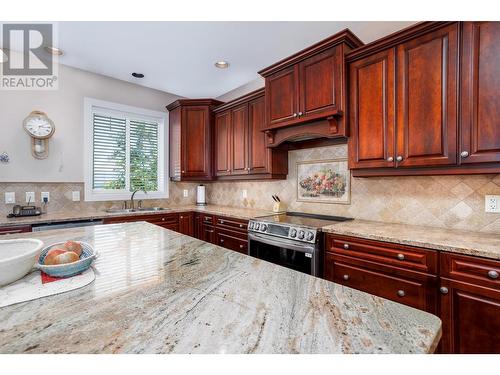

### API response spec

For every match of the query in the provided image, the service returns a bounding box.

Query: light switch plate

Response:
[485,195,500,213]
[5,192,15,204]
[72,191,81,202]
[41,192,50,203]
[242,189,248,199]
[26,192,35,204]
[183,189,189,198]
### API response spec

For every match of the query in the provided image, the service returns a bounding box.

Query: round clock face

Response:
[24,115,54,139]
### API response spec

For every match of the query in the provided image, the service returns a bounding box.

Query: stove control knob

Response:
[249,222,254,229]
[260,224,267,232]
[290,228,297,238]
[306,231,314,241]
[255,223,260,230]
[298,230,305,239]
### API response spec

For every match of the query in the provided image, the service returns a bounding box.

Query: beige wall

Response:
[0,63,180,183]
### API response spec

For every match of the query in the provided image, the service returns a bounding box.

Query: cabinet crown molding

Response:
[166,98,223,111]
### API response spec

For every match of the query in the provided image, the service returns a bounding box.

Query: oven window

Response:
[250,241,311,275]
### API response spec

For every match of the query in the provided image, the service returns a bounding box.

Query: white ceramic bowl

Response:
[0,238,44,287]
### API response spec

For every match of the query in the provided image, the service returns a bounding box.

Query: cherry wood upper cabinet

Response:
[213,89,287,180]
[460,21,500,165]
[259,30,363,135]
[266,65,299,127]
[348,48,396,169]
[231,103,249,175]
[299,46,343,120]
[347,21,500,176]
[248,95,271,174]
[167,99,222,181]
[395,23,458,168]
[215,111,231,176]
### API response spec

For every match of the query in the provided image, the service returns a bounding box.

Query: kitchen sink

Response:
[105,207,170,214]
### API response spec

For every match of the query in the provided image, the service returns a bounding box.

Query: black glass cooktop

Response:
[255,212,352,229]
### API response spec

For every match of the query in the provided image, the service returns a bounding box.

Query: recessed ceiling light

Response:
[214,61,229,69]
[131,72,145,78]
[44,46,64,56]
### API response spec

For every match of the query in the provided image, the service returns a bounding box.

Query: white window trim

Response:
[83,97,169,202]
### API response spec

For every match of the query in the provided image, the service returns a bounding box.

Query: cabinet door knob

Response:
[239,224,243,228]
[162,218,165,221]
[397,290,405,297]
[180,216,183,219]
[440,286,449,294]
[182,170,185,173]
[239,244,244,249]
[487,270,499,279]
[396,156,403,162]
[343,243,349,249]
[220,220,224,224]
[460,151,469,158]
[387,156,394,162]
[298,111,303,116]
[293,113,298,118]
[397,253,405,261]
[343,274,349,280]
[220,239,224,243]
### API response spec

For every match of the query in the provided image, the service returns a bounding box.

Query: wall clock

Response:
[23,111,56,159]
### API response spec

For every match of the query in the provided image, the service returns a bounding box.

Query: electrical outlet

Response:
[4,192,15,204]
[242,189,248,199]
[72,191,81,202]
[485,195,500,213]
[183,189,189,198]
[41,192,50,203]
[25,192,35,204]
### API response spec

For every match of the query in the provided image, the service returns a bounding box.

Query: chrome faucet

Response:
[130,189,147,209]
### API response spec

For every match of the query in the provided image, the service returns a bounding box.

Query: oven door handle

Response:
[248,232,316,254]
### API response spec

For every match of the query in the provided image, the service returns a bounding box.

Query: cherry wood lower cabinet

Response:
[178,212,194,237]
[0,225,32,235]
[193,214,248,254]
[324,233,500,353]
[324,234,438,313]
[439,253,500,353]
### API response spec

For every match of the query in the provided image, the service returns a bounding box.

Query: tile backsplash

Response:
[1,144,499,233]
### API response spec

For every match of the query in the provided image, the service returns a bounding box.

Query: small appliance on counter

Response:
[196,184,207,206]
[7,204,42,218]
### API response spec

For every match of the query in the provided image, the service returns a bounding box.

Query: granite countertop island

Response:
[0,222,441,354]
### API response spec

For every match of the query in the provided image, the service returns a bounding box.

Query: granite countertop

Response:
[0,204,272,226]
[0,222,441,354]
[322,219,500,260]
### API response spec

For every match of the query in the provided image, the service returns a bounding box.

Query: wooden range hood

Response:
[258,29,364,148]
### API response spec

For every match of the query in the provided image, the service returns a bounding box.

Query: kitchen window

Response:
[84,98,168,201]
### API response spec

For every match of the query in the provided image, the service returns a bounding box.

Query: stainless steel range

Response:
[247,212,352,277]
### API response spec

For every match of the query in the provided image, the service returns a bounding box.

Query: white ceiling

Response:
[57,22,415,98]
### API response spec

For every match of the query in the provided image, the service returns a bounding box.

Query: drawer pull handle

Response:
[162,218,165,221]
[343,243,349,250]
[239,224,243,228]
[397,253,405,261]
[220,220,224,224]
[440,286,449,295]
[343,274,349,280]
[180,216,183,219]
[220,239,224,243]
[397,290,405,297]
[487,270,499,279]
